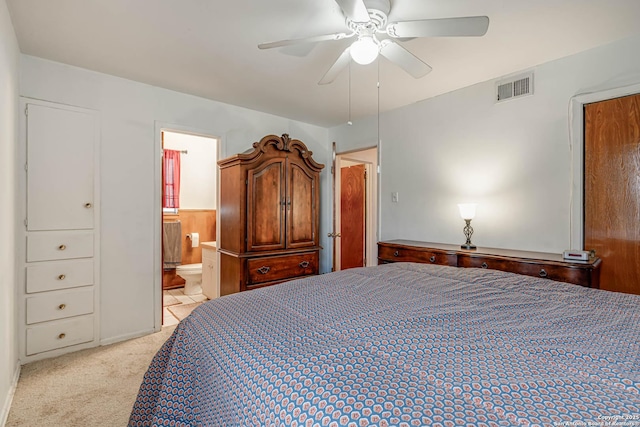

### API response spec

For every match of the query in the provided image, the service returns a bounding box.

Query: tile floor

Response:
[162,287,208,326]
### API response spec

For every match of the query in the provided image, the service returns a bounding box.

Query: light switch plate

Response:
[391,192,399,203]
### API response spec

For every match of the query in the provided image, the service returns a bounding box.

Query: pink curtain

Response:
[163,150,181,208]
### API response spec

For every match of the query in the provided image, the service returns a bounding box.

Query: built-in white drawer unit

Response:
[26,259,94,293]
[26,287,94,324]
[26,314,95,356]
[27,230,94,262]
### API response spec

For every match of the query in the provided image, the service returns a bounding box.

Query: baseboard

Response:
[100,328,156,347]
[0,362,21,427]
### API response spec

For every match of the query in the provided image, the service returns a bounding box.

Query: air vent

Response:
[496,72,534,103]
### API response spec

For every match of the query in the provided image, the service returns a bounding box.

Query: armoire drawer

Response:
[248,252,319,285]
[26,287,94,324]
[27,231,94,262]
[26,314,95,355]
[26,259,94,293]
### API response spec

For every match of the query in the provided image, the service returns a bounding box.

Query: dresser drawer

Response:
[26,259,94,293]
[26,287,94,324]
[378,244,454,266]
[248,252,319,285]
[26,315,94,355]
[27,231,94,262]
[458,255,593,286]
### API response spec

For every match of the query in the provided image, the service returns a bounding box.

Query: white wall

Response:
[163,131,217,210]
[19,55,330,343]
[330,34,640,254]
[0,0,19,423]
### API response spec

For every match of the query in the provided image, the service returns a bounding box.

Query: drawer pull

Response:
[58,274,66,280]
[539,269,548,278]
[84,202,92,208]
[257,266,270,274]
[393,251,399,257]
[58,333,66,340]
[429,256,436,263]
[58,303,66,310]
[481,262,488,269]
[58,244,67,251]
[299,261,310,268]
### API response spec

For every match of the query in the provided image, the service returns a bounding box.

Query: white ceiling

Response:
[6,0,640,127]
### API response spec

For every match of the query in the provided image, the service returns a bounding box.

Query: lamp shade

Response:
[350,36,379,65]
[458,203,477,220]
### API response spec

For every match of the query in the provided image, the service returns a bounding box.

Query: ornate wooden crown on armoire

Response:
[217,134,324,295]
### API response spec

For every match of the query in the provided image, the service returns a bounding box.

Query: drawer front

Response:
[459,256,592,286]
[26,315,94,355]
[248,252,319,285]
[26,259,94,293]
[26,288,94,324]
[27,231,94,262]
[378,245,453,266]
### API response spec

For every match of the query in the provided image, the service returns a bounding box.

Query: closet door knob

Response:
[58,304,66,310]
[57,274,66,280]
[84,202,92,208]
[58,244,66,251]
[58,333,66,340]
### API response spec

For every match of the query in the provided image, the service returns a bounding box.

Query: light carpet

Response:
[6,326,176,427]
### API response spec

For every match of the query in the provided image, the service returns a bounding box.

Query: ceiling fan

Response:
[258,0,489,85]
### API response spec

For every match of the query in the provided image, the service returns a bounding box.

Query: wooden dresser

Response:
[378,240,601,288]
[218,134,324,295]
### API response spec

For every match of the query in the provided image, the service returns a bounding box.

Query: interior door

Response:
[247,158,285,251]
[286,159,317,248]
[340,164,366,269]
[27,103,95,231]
[584,93,640,294]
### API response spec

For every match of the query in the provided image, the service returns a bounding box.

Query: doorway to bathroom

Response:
[160,129,219,327]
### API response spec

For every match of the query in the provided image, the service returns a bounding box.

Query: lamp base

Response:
[461,244,477,250]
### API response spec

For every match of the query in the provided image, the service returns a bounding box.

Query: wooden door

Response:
[27,103,95,231]
[584,93,640,294]
[247,158,286,251]
[286,159,317,248]
[340,164,366,269]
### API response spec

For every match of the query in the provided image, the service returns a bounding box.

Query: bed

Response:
[129,263,640,426]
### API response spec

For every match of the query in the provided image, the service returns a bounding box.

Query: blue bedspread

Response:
[129,263,640,426]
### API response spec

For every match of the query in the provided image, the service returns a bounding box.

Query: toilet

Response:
[176,263,203,295]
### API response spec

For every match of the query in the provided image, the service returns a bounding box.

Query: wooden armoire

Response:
[218,134,324,295]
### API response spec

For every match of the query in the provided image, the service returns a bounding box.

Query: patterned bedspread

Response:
[129,263,640,426]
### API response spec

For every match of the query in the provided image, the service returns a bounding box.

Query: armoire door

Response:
[26,103,95,231]
[286,159,318,249]
[340,164,365,270]
[247,158,286,251]
[584,93,640,295]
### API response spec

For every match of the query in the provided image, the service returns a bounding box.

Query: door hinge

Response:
[23,218,27,227]
[24,163,28,171]
[245,179,248,185]
[331,166,334,174]
[364,170,367,179]
[24,106,28,116]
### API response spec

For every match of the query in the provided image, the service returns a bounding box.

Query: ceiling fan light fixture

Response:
[350,36,379,65]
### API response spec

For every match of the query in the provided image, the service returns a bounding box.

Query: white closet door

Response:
[27,104,95,230]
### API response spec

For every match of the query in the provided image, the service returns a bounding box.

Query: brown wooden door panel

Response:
[584,93,640,294]
[341,164,365,270]
[247,158,285,251]
[287,161,317,248]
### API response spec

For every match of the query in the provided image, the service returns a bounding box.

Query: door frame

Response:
[153,122,221,331]
[570,82,640,250]
[333,146,378,271]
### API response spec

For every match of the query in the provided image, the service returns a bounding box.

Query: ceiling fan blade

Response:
[335,0,370,23]
[387,16,489,38]
[318,47,352,85]
[379,40,432,79]
[259,32,352,50]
